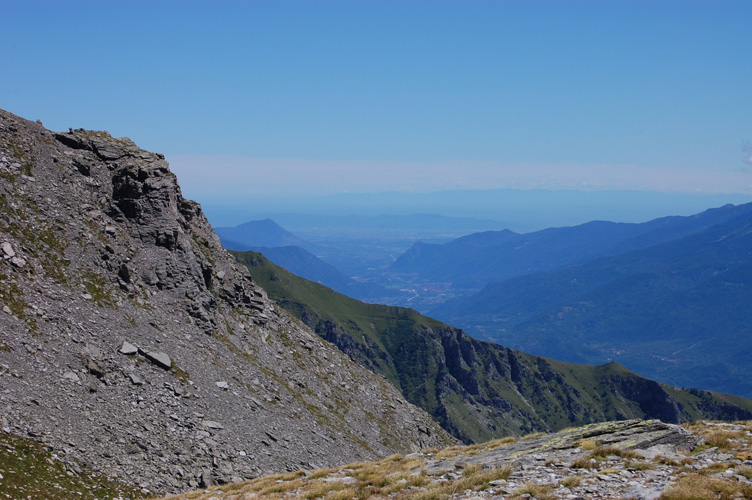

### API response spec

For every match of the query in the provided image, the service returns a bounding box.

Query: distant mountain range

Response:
[235,250,752,444]
[429,205,752,399]
[216,205,752,402]
[392,203,752,292]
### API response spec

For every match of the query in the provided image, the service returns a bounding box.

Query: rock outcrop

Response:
[160,419,752,500]
[0,109,454,495]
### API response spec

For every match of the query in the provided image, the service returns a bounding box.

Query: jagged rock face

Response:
[0,109,454,495]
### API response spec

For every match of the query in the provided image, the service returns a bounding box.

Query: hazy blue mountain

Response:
[430,211,752,399]
[215,218,317,251]
[392,203,752,292]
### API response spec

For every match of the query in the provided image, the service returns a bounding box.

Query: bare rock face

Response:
[0,109,454,495]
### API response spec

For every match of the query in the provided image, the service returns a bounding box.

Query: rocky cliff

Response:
[0,109,453,495]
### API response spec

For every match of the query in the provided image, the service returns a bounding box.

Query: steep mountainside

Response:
[0,109,452,495]
[391,203,752,296]
[235,251,752,444]
[235,245,386,300]
[431,214,752,398]
[247,245,353,291]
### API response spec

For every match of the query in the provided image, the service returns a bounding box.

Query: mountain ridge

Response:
[235,249,752,445]
[0,108,452,495]
[430,211,752,398]
[392,202,752,295]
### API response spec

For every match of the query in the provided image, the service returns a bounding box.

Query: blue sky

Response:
[2,0,751,206]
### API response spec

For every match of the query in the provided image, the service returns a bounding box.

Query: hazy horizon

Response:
[201,187,752,233]
[2,1,750,216]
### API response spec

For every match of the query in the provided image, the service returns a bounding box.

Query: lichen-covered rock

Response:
[0,108,454,495]
[423,419,701,475]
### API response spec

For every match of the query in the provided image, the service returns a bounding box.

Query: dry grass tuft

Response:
[309,467,340,479]
[514,481,555,499]
[688,425,747,453]
[736,465,752,480]
[301,479,345,499]
[434,445,466,460]
[571,456,596,469]
[588,445,641,460]
[520,432,547,441]
[652,455,686,466]
[626,460,655,471]
[559,475,582,488]
[575,439,597,450]
[659,473,752,500]
[433,436,517,460]
[324,487,358,500]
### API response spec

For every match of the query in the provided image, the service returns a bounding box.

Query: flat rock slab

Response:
[118,341,138,355]
[140,349,172,370]
[422,419,700,475]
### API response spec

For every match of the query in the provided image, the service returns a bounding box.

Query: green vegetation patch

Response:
[82,270,115,308]
[170,360,190,384]
[0,274,36,332]
[0,432,145,500]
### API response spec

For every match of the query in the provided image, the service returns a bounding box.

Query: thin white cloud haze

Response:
[170,155,752,203]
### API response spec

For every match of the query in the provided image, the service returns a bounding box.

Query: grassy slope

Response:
[234,251,752,444]
[0,432,145,500]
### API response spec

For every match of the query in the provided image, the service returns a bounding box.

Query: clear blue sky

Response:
[2,0,751,205]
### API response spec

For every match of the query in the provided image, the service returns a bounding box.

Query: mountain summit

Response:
[0,109,452,494]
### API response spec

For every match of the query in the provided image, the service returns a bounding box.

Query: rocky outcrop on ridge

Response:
[0,109,453,495]
[160,419,752,500]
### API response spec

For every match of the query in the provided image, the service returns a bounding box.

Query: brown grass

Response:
[571,456,596,469]
[588,445,641,460]
[688,425,747,452]
[575,439,597,450]
[659,473,752,500]
[652,455,694,467]
[301,479,345,499]
[390,465,511,500]
[433,435,517,460]
[736,465,752,480]
[324,487,358,500]
[559,475,582,488]
[626,460,655,471]
[520,432,547,441]
[514,481,555,499]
